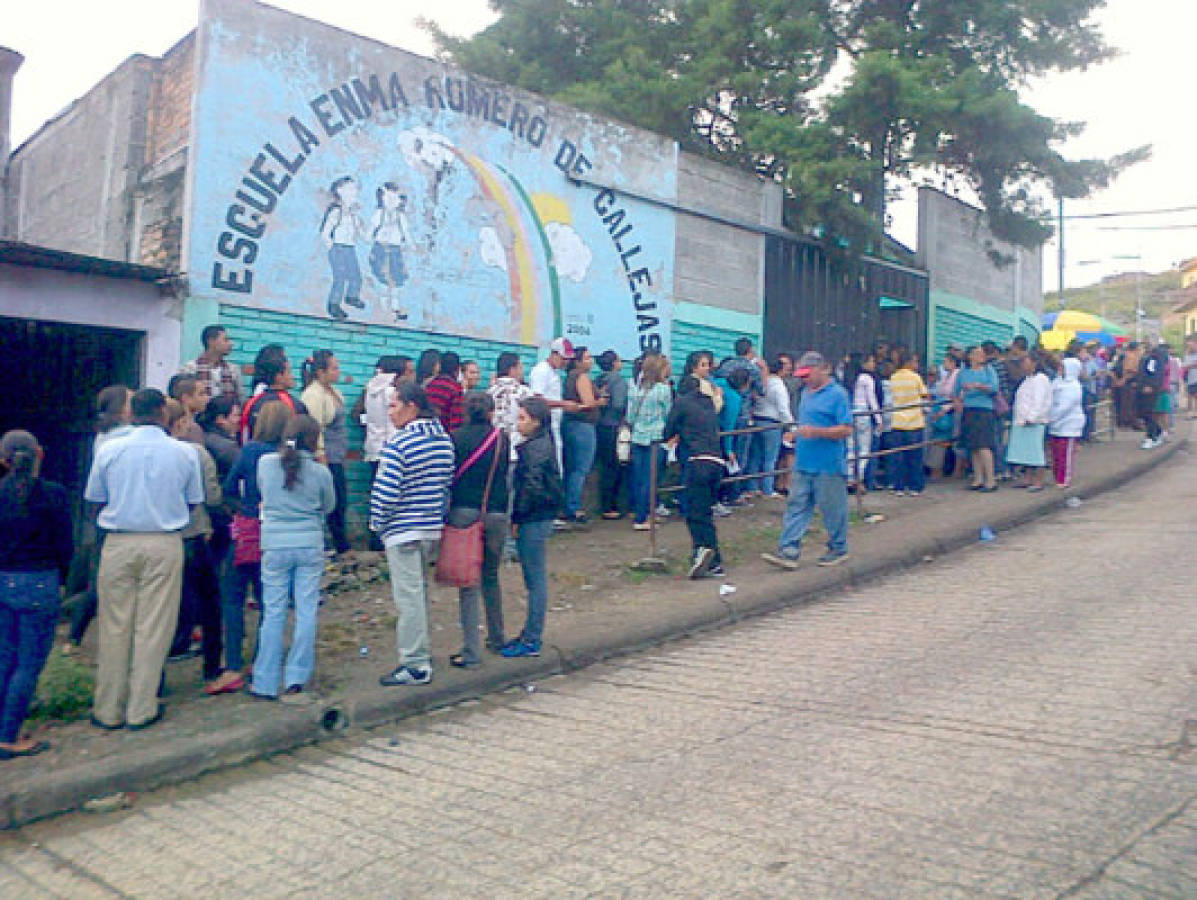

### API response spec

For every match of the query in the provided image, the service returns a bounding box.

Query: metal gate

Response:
[763,236,929,365]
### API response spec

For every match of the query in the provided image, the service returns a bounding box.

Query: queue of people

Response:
[0,320,1187,757]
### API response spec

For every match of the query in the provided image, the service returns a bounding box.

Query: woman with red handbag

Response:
[219,401,294,691]
[446,393,510,668]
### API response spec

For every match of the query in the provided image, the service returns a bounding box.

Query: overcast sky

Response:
[6,0,1194,294]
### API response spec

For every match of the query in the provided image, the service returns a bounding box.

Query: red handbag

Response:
[435,430,501,588]
[230,513,262,566]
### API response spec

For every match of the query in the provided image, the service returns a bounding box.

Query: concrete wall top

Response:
[672,153,779,316]
[916,186,1042,316]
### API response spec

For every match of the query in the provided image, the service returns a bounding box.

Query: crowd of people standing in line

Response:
[0,321,1191,758]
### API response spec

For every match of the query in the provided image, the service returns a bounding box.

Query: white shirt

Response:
[529,360,563,428]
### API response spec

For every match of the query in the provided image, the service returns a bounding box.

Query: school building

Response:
[1,0,1040,533]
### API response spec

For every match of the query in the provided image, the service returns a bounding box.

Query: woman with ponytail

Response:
[0,431,73,758]
[299,350,351,556]
[250,415,334,702]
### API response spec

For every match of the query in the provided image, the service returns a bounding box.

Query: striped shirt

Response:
[369,418,455,547]
[424,375,464,432]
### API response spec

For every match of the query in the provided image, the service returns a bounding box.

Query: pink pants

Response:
[1050,436,1076,486]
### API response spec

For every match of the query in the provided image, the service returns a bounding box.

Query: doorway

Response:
[1,317,144,532]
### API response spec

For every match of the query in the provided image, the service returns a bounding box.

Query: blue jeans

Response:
[747,420,782,494]
[0,570,60,743]
[221,560,261,672]
[561,419,597,519]
[890,429,926,492]
[630,443,665,524]
[252,547,324,697]
[515,520,552,645]
[778,471,849,557]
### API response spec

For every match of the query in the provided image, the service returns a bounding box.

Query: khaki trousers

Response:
[94,532,184,727]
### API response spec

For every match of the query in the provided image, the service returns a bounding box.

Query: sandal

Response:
[0,740,50,759]
[449,653,479,669]
[204,671,246,695]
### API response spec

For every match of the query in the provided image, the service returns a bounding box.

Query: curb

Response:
[2,438,1184,828]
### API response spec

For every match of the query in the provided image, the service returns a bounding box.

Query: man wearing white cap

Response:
[528,337,578,473]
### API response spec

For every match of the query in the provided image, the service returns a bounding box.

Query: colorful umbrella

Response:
[1039,328,1076,351]
[1041,309,1103,331]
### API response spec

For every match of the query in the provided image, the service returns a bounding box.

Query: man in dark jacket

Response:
[664,376,725,579]
[1137,342,1169,448]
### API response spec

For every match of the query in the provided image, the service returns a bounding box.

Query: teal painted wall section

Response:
[218,304,539,537]
[670,320,759,377]
[930,304,1011,363]
[670,301,761,375]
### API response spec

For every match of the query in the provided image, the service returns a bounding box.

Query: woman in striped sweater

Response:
[370,382,455,686]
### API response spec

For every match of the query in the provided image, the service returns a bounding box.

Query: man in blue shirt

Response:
[85,389,203,730]
[762,351,853,569]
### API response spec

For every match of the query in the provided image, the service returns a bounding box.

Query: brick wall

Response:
[145,34,194,167]
[137,33,194,270]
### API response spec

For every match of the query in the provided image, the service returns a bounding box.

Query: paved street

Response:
[3,451,1196,898]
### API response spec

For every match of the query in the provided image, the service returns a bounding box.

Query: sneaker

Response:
[705,564,726,578]
[688,547,715,579]
[1140,438,1157,450]
[712,503,733,518]
[379,666,431,686]
[761,551,800,570]
[552,518,573,532]
[906,490,922,497]
[654,504,672,518]
[816,551,850,567]
[499,638,541,658]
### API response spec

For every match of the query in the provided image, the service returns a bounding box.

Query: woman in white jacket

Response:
[359,356,408,550]
[1049,357,1086,489]
[1007,353,1053,491]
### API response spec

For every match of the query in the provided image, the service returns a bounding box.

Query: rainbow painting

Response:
[450,147,563,345]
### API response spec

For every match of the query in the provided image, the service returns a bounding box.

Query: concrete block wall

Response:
[916,187,1042,316]
[673,152,779,318]
[8,56,154,261]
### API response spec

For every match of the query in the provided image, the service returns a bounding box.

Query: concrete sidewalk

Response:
[0,428,1186,828]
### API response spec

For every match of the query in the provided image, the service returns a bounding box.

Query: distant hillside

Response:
[1044,270,1182,329]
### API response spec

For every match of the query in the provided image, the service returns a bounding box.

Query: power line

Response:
[1062,204,1197,221]
[1097,223,1197,231]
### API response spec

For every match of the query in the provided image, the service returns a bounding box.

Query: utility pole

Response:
[1057,196,1065,309]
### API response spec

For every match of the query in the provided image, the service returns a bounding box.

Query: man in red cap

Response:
[762,351,853,569]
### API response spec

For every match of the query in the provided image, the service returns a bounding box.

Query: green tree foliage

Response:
[430,0,1148,254]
